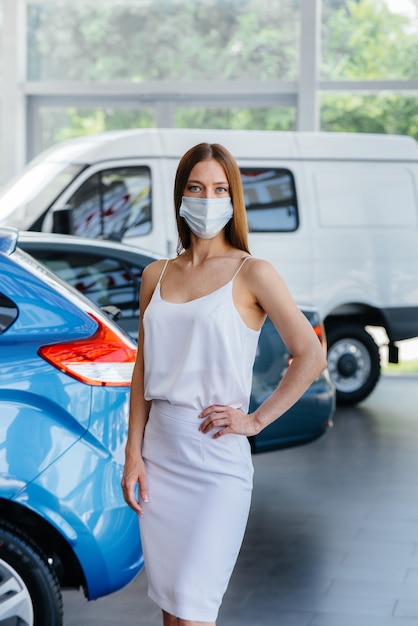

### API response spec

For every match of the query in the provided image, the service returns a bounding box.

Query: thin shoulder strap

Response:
[158,259,170,283]
[232,256,251,281]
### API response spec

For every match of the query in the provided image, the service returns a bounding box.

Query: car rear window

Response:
[32,250,143,321]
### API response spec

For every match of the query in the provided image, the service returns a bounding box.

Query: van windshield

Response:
[0,161,84,229]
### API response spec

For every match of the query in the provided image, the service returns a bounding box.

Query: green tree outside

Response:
[27,0,418,147]
[321,0,418,139]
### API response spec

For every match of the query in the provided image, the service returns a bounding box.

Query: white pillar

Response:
[155,100,176,128]
[1,0,26,184]
[297,0,321,131]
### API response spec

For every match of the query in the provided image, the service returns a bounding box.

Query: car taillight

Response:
[38,313,136,386]
[313,321,327,353]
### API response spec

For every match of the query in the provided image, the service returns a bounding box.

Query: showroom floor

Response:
[64,374,418,626]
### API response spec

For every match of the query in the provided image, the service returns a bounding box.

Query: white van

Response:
[1,128,417,404]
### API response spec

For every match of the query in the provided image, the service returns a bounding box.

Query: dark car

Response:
[0,228,143,626]
[19,231,335,453]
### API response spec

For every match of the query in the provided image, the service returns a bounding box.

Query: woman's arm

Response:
[199,258,328,437]
[121,260,166,515]
[248,258,327,432]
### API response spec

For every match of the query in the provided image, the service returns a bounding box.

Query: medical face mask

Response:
[179,197,233,239]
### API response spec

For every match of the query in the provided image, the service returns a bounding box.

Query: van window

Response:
[240,168,298,232]
[68,167,152,239]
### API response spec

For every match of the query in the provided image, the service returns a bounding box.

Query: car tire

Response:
[326,324,381,406]
[0,523,63,626]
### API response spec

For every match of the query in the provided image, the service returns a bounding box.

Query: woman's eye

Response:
[216,186,229,193]
[187,185,200,192]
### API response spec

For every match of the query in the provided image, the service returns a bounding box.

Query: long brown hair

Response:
[174,143,250,254]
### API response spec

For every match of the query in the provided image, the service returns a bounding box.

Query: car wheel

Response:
[326,324,381,406]
[0,523,63,626]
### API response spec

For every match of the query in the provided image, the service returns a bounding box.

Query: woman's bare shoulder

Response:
[243,257,284,284]
[140,259,169,296]
[143,259,169,280]
[241,257,294,307]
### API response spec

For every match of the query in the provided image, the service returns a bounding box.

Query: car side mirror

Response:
[52,207,74,235]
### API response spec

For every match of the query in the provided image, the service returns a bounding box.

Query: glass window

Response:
[67,167,152,240]
[33,250,144,331]
[321,0,418,80]
[241,168,298,232]
[176,107,296,131]
[320,93,418,139]
[26,0,299,82]
[36,107,155,153]
[68,173,101,238]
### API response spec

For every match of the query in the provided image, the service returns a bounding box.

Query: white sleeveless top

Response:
[143,258,260,412]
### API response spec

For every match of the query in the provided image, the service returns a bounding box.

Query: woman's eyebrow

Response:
[187,178,229,185]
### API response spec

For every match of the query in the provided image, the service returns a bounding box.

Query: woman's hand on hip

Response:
[199,405,260,438]
[121,454,149,517]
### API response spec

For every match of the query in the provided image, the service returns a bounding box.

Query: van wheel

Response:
[0,523,63,626]
[326,325,380,406]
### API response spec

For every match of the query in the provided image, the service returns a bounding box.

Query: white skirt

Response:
[140,399,254,622]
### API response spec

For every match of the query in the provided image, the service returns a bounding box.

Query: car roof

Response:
[17,231,163,261]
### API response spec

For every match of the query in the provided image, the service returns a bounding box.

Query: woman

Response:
[122,142,327,626]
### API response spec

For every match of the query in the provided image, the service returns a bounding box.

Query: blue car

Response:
[1,228,334,625]
[0,228,143,625]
